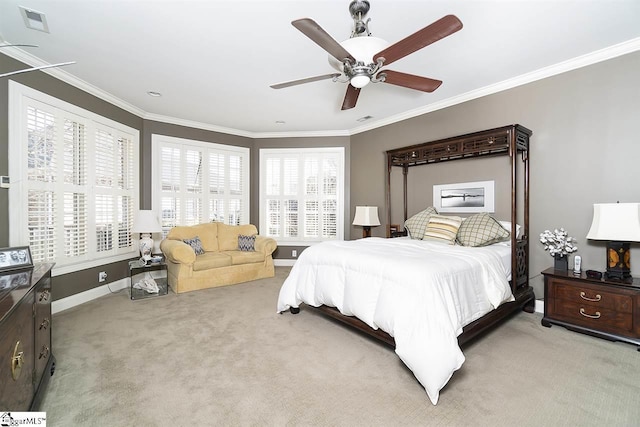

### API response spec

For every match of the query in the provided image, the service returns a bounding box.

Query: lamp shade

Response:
[131,210,162,233]
[586,203,640,242]
[352,206,380,226]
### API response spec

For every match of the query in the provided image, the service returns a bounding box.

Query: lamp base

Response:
[605,241,632,282]
[362,226,371,238]
[139,233,154,261]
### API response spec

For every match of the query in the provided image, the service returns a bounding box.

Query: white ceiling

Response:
[1,1,639,137]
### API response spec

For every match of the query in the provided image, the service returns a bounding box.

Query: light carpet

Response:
[40,266,640,426]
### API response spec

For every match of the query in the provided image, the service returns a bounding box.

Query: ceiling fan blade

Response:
[271,73,341,89]
[379,70,442,92]
[0,44,38,48]
[0,61,76,78]
[292,18,356,63]
[373,15,463,67]
[341,85,360,110]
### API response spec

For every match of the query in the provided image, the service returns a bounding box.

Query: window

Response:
[260,148,344,244]
[152,135,249,235]
[8,82,139,275]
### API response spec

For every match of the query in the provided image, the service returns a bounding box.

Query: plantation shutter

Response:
[154,137,249,234]
[14,86,138,271]
[261,148,344,243]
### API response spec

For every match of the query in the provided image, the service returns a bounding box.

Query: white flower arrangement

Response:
[539,228,578,257]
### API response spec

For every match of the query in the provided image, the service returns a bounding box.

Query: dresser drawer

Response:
[552,299,633,335]
[553,280,633,313]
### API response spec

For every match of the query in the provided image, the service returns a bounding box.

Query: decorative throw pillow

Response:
[498,221,521,239]
[423,214,463,244]
[238,234,256,252]
[404,206,438,239]
[183,236,205,255]
[457,213,510,247]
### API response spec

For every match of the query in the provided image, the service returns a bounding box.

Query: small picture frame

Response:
[0,246,34,272]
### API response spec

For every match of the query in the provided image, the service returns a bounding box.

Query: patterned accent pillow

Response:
[457,213,510,247]
[238,234,256,252]
[183,236,205,255]
[404,206,438,239]
[423,214,463,244]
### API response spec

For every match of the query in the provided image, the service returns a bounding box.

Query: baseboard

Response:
[274,259,296,267]
[52,278,129,314]
[535,299,544,314]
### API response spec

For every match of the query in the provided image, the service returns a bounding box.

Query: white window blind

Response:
[152,135,249,235]
[9,82,139,274]
[260,148,344,244]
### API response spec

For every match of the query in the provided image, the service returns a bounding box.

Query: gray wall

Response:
[3,50,639,301]
[350,51,640,299]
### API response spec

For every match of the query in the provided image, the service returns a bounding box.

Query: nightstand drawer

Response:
[552,300,633,334]
[554,281,633,313]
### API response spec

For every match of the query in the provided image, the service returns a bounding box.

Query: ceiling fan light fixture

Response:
[350,74,370,88]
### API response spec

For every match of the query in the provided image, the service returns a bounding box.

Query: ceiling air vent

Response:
[19,6,49,33]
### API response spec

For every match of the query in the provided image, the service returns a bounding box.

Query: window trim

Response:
[8,81,140,276]
[151,134,250,229]
[259,147,345,245]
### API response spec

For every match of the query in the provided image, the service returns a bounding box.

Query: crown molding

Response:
[1,45,147,117]
[349,37,640,135]
[4,37,639,139]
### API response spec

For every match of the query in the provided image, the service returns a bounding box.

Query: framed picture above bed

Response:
[433,180,495,213]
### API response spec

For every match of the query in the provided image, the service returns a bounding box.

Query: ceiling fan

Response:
[0,44,76,78]
[270,0,463,110]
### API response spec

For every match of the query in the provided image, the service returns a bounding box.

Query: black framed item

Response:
[0,246,33,272]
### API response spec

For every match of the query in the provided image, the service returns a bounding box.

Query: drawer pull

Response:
[580,308,601,319]
[39,318,50,330]
[39,289,50,302]
[580,291,601,302]
[39,345,50,360]
[11,341,24,381]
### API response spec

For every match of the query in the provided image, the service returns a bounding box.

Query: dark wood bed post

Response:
[509,127,518,295]
[403,166,408,224]
[385,154,392,237]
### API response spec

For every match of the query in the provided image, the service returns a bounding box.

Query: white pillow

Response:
[499,221,521,238]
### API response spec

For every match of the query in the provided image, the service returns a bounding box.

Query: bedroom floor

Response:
[41,266,640,426]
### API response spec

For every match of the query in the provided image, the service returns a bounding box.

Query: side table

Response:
[541,267,640,350]
[128,259,168,300]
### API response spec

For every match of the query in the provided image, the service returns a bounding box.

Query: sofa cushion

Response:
[217,223,258,251]
[167,223,219,252]
[192,252,232,271]
[225,250,266,265]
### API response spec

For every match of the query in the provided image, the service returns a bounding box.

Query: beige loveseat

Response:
[160,222,277,294]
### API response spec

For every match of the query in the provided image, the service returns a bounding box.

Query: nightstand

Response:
[541,267,640,350]
[129,259,168,300]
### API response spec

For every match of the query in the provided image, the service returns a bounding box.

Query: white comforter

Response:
[276,237,514,404]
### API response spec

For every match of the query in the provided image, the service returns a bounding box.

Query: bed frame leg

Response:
[523,300,535,313]
[290,307,300,314]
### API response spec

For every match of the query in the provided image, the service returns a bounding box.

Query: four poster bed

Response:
[277,124,536,404]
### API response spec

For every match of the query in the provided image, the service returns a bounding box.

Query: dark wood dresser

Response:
[541,267,640,349]
[0,263,55,410]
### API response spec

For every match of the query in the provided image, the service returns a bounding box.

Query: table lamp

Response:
[586,202,640,281]
[131,210,163,262]
[353,206,380,238]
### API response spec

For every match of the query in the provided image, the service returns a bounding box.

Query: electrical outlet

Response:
[98,271,107,282]
[291,250,297,258]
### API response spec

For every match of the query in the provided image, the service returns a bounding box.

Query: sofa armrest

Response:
[160,239,196,264]
[254,235,277,256]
